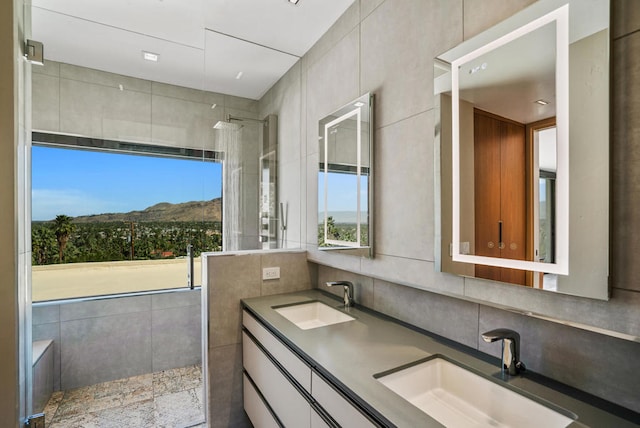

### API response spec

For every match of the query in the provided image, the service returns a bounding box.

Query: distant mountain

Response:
[72,198,222,223]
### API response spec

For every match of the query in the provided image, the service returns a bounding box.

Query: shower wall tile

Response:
[224,95,258,113]
[152,81,224,106]
[478,305,640,414]
[33,322,61,391]
[152,305,201,372]
[33,60,60,77]
[306,27,360,157]
[60,311,152,390]
[462,0,537,39]
[33,304,60,325]
[59,63,152,93]
[152,289,201,310]
[360,0,461,128]
[305,152,319,247]
[208,254,261,347]
[151,94,220,148]
[59,78,152,142]
[32,73,59,132]
[374,111,433,261]
[59,295,150,322]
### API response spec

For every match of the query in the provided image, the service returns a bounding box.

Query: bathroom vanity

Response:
[241,290,638,427]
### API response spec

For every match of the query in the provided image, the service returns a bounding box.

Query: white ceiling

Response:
[31,0,355,100]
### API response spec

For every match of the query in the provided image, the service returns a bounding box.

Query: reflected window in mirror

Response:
[318,93,374,257]
[434,0,609,300]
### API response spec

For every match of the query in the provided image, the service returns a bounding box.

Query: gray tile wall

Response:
[32,289,201,391]
[205,250,315,428]
[256,0,640,415]
[317,264,640,414]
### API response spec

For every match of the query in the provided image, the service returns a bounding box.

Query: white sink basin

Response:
[376,357,574,428]
[274,301,355,330]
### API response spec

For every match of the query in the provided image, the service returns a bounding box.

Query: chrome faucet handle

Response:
[481,328,525,376]
[326,281,355,307]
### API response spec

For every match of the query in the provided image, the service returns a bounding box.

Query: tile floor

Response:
[43,365,205,428]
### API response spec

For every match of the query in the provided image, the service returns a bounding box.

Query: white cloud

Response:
[32,189,120,221]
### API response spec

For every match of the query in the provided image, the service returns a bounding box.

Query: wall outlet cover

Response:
[262,267,280,280]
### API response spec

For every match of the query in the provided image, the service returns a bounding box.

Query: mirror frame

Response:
[443,4,570,275]
[317,93,374,258]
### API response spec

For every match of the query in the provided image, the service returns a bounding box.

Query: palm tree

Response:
[53,214,75,263]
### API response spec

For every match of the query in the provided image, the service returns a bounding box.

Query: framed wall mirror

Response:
[318,93,374,257]
[435,0,609,300]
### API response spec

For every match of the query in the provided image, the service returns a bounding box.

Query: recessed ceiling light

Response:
[535,99,550,105]
[235,71,244,80]
[211,103,217,109]
[288,0,300,4]
[142,51,159,62]
[468,62,488,75]
[354,102,365,107]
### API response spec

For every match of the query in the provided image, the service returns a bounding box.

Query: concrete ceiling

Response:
[32,0,355,100]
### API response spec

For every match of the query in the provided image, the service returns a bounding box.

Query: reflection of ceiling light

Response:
[535,99,550,105]
[354,102,365,107]
[211,103,217,109]
[288,0,300,4]
[235,71,244,80]
[468,62,487,74]
[142,51,159,62]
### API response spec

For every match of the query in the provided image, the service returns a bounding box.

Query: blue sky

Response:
[32,146,222,221]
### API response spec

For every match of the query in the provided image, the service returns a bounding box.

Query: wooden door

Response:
[474,110,526,285]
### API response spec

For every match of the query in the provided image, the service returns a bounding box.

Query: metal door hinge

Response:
[25,39,44,65]
[25,413,45,428]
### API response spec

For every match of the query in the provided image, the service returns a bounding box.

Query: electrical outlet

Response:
[262,267,280,280]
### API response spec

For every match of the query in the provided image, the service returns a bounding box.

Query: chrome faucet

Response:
[481,328,526,376]
[326,281,355,307]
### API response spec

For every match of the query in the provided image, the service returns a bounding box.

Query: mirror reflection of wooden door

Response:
[474,109,526,285]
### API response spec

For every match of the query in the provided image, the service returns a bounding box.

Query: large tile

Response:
[360,0,385,19]
[374,279,479,347]
[478,306,640,413]
[306,28,360,157]
[208,344,250,428]
[208,254,261,347]
[59,78,152,141]
[270,62,302,164]
[60,63,151,93]
[374,112,433,261]
[60,295,151,322]
[464,277,640,339]
[151,94,220,149]
[32,72,59,132]
[151,289,201,310]
[33,59,60,77]
[612,0,640,39]
[152,306,202,372]
[33,304,60,325]
[462,0,536,39]
[279,158,302,247]
[304,1,360,70]
[360,0,462,128]
[224,95,258,113]
[305,152,319,246]
[260,251,313,296]
[152,81,224,106]
[33,322,61,391]
[317,265,374,309]
[60,312,152,390]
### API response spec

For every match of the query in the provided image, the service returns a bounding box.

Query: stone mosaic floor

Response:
[43,365,205,428]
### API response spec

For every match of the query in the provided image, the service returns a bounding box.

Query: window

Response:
[31,134,222,301]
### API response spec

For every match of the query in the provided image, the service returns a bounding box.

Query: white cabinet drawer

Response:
[243,309,311,392]
[243,331,311,428]
[243,373,280,428]
[312,372,376,428]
